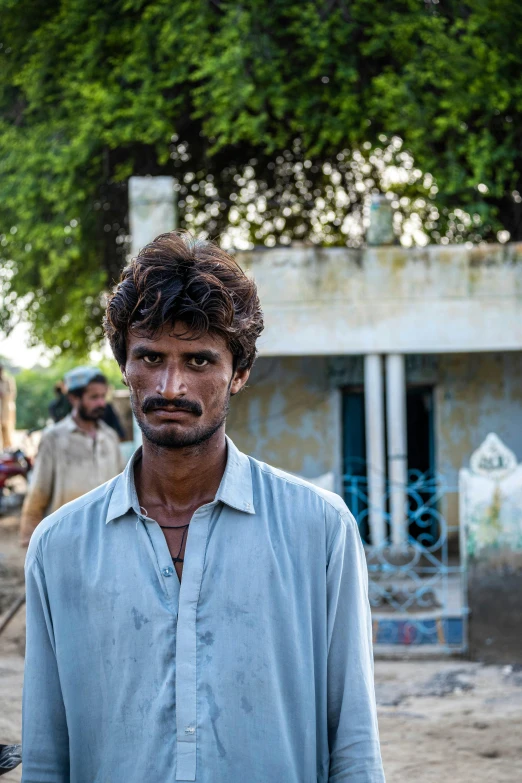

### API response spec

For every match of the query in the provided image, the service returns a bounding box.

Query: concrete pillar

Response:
[385,353,408,547]
[364,354,387,546]
[128,176,177,257]
[367,194,395,246]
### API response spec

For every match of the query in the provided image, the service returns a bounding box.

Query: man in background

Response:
[20,366,124,545]
[0,362,17,449]
[48,377,126,439]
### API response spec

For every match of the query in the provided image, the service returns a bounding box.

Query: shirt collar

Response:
[215,437,255,515]
[106,435,255,524]
[62,413,105,436]
[62,413,79,432]
[106,448,142,523]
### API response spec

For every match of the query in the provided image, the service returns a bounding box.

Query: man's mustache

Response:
[141,396,203,417]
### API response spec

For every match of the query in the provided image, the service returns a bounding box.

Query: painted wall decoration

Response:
[460,433,522,558]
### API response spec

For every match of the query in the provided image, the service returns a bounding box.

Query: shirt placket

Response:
[175,503,214,781]
[139,514,181,607]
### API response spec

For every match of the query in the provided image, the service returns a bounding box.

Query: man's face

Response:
[123,324,250,449]
[72,382,108,421]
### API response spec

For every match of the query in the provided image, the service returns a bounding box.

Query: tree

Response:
[1,0,521,354]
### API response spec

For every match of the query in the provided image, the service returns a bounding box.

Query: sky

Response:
[1,322,51,369]
[1,320,114,370]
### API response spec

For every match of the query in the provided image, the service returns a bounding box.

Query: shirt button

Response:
[162,566,174,577]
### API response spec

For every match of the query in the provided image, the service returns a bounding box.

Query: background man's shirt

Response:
[20,413,124,542]
[22,438,385,782]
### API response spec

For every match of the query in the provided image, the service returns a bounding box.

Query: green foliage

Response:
[13,356,124,431]
[1,0,521,354]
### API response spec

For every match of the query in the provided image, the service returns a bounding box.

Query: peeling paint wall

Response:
[225,346,522,660]
[226,351,522,537]
[436,352,522,527]
[226,357,340,480]
[437,352,522,482]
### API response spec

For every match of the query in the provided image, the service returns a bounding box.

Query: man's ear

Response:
[230,366,250,396]
[120,366,128,386]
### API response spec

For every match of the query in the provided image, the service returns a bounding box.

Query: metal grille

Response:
[344,471,467,651]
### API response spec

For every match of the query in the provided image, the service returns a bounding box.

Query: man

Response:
[23,233,385,782]
[48,378,126,439]
[20,367,124,546]
[0,362,16,449]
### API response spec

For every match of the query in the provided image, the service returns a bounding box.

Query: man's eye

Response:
[188,357,208,368]
[142,354,161,364]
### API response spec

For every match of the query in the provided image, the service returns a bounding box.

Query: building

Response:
[226,242,522,652]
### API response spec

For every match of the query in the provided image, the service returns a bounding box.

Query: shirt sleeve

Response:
[327,511,385,782]
[22,551,70,781]
[20,435,55,545]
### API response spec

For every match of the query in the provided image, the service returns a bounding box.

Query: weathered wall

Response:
[225,351,522,537]
[226,357,340,480]
[436,352,522,527]
[237,242,522,355]
[227,351,522,474]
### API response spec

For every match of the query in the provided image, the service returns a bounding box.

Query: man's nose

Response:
[156,365,187,399]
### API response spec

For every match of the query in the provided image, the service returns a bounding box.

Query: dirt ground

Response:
[1,511,522,783]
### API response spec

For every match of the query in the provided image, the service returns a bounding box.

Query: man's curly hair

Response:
[104,232,264,370]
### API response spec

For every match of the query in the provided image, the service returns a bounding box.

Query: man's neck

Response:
[72,410,98,436]
[135,429,228,513]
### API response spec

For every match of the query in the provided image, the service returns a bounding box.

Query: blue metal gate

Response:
[344,471,467,652]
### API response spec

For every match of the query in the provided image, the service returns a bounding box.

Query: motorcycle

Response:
[0,448,32,513]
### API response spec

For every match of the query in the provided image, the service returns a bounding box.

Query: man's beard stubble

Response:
[78,404,106,422]
[130,391,231,450]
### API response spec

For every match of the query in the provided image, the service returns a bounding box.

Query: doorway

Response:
[342,385,436,541]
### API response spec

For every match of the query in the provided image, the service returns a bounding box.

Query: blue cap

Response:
[64,366,102,392]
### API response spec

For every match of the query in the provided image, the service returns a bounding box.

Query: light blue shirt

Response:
[23,438,385,782]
